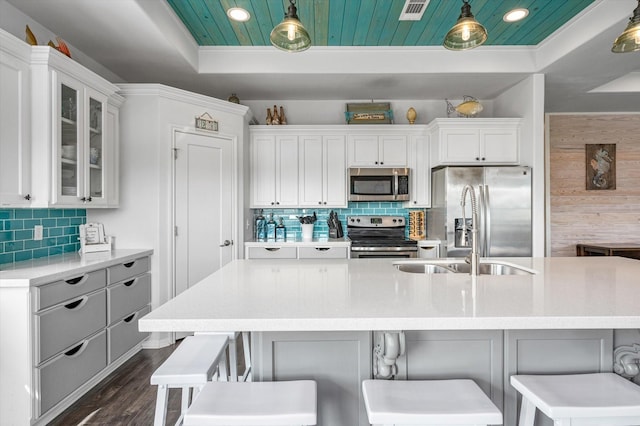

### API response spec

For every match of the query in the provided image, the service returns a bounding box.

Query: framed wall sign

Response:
[195,112,218,131]
[586,144,616,190]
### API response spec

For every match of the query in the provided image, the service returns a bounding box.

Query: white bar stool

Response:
[197,331,251,381]
[511,373,640,426]
[183,380,317,425]
[362,379,503,425]
[151,334,229,426]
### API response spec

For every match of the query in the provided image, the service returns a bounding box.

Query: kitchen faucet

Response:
[461,185,480,276]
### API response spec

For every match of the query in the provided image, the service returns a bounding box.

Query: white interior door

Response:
[174,129,234,299]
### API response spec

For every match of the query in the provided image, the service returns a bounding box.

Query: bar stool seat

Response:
[511,373,640,425]
[183,380,317,426]
[151,334,229,426]
[362,379,503,425]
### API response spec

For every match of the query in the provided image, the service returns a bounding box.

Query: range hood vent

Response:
[399,0,429,21]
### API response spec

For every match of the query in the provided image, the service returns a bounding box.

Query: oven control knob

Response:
[393,219,397,223]
[356,218,361,222]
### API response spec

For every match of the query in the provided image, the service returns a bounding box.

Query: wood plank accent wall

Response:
[548,114,640,256]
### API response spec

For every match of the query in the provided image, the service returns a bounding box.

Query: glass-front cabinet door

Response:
[56,73,108,206]
[58,80,81,204]
[85,89,107,205]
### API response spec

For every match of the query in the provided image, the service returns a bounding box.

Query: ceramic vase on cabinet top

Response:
[406,107,417,124]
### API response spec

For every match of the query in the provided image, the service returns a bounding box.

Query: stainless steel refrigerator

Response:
[427,166,532,257]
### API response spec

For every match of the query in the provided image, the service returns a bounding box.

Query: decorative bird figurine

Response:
[25,25,37,45]
[445,96,484,118]
[47,37,71,58]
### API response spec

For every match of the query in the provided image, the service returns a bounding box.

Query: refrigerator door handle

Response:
[484,185,491,257]
[478,185,485,257]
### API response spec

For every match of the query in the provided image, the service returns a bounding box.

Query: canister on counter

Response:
[276,217,286,242]
[255,209,267,241]
[266,213,277,241]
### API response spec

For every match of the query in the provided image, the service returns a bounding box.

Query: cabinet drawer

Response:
[38,330,107,416]
[108,273,151,324]
[108,256,151,284]
[37,289,106,364]
[108,305,150,363]
[298,246,348,259]
[247,246,297,259]
[37,269,106,311]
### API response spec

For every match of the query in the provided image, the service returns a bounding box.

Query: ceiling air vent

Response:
[399,0,429,21]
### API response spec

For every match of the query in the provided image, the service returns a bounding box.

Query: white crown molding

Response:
[116,83,251,117]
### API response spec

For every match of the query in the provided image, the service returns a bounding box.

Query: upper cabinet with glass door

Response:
[30,46,123,208]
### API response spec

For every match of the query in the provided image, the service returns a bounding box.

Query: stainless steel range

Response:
[348,215,417,258]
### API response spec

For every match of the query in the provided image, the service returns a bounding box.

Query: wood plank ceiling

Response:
[167,0,596,47]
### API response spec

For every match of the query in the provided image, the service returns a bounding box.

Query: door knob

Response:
[219,240,233,247]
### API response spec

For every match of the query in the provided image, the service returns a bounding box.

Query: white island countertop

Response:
[139,257,640,332]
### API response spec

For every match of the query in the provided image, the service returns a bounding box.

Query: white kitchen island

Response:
[139,257,640,426]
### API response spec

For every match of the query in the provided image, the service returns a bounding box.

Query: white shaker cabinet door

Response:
[276,135,299,207]
[299,135,324,207]
[251,135,278,207]
[379,135,408,167]
[323,135,347,207]
[0,36,31,207]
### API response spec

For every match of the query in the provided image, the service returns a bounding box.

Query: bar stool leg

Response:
[242,331,252,382]
[153,384,169,426]
[228,335,238,382]
[518,396,536,426]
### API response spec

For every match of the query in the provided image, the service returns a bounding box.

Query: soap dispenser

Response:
[276,217,286,242]
[266,212,277,241]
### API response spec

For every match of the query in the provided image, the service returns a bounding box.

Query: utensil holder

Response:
[301,224,314,241]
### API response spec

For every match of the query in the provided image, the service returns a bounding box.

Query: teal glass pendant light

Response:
[443,0,488,51]
[270,0,311,52]
[612,0,640,53]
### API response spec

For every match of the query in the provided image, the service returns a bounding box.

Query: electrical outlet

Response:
[34,225,43,241]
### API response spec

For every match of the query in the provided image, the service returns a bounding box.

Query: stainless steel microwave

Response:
[348,167,410,201]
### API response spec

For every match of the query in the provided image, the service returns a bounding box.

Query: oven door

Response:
[350,248,417,259]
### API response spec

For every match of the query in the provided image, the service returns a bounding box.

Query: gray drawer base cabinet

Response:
[253,331,372,426]
[0,252,152,426]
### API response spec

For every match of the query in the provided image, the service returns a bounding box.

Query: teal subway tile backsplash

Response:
[0,209,85,265]
[253,202,424,240]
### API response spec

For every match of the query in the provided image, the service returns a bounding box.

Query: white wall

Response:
[493,74,546,256]
[0,0,124,83]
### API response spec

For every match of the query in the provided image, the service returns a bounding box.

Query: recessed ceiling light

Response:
[503,8,529,23]
[227,7,250,22]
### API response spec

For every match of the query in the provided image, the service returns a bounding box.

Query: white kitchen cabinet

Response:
[30,46,122,207]
[429,118,521,166]
[251,134,299,207]
[0,29,31,207]
[299,134,347,207]
[347,134,408,167]
[404,133,430,207]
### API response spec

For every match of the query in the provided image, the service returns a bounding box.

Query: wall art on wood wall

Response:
[586,144,616,190]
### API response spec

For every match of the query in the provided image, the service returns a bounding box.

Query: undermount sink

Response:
[394,260,536,276]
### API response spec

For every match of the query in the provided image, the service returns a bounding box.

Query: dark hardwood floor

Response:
[49,342,183,426]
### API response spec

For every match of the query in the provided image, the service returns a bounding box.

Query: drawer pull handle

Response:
[123,279,135,287]
[64,296,88,310]
[314,247,330,251]
[64,340,88,358]
[123,312,138,323]
[123,261,136,268]
[265,248,281,252]
[65,275,86,285]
